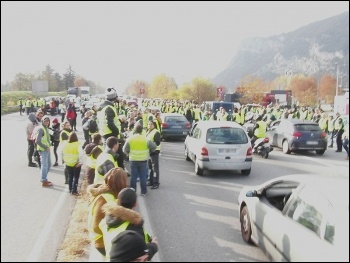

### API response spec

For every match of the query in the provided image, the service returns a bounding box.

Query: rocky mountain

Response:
[213,11,349,92]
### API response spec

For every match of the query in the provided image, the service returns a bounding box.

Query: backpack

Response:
[31,126,42,143]
[89,119,98,133]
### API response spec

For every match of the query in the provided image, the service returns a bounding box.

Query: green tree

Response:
[63,65,76,89]
[148,74,177,99]
[11,72,35,91]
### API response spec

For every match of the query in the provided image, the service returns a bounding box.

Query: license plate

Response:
[172,125,181,128]
[306,141,318,145]
[219,149,236,153]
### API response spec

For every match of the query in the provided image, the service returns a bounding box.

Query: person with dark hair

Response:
[62,132,83,195]
[146,121,161,189]
[87,167,128,261]
[26,110,43,167]
[50,118,61,166]
[109,230,158,262]
[101,187,158,261]
[94,136,119,184]
[123,123,156,196]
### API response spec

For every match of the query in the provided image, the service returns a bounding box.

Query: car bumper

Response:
[197,159,252,171]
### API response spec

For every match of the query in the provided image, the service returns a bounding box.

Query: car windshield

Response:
[295,124,321,131]
[206,127,248,144]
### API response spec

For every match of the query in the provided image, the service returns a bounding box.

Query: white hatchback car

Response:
[184,121,253,175]
[238,174,349,262]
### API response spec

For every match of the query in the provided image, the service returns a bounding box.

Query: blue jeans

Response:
[39,150,52,182]
[129,161,148,194]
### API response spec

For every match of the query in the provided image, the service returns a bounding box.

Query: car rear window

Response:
[165,116,186,122]
[294,124,321,131]
[206,127,248,144]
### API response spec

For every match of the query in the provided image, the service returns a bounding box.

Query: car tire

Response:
[240,206,253,244]
[241,168,251,175]
[185,147,191,161]
[282,140,291,154]
[315,149,326,155]
[195,158,204,176]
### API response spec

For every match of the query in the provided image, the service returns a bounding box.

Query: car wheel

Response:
[282,140,291,154]
[195,158,204,175]
[241,168,251,175]
[315,149,325,155]
[185,147,191,161]
[240,206,253,243]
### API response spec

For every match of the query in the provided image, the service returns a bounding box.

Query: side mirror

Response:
[246,190,258,197]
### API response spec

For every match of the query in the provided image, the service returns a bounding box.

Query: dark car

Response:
[160,113,191,141]
[266,119,328,155]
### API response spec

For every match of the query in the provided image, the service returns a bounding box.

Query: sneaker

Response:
[147,182,153,186]
[28,163,37,167]
[151,184,159,189]
[53,163,58,167]
[140,192,148,197]
[71,192,80,196]
[328,145,333,148]
[42,181,53,187]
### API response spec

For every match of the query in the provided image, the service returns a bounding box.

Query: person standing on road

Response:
[146,121,161,189]
[97,87,125,169]
[335,117,344,152]
[62,132,83,195]
[18,98,24,115]
[87,167,128,261]
[60,121,72,184]
[35,115,53,187]
[26,110,43,167]
[123,123,156,196]
[50,118,61,166]
[342,121,349,160]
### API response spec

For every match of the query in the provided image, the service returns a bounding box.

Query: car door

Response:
[185,122,200,161]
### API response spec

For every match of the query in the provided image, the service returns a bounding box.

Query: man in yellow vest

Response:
[251,115,267,149]
[97,87,125,169]
[123,123,157,196]
[146,121,161,189]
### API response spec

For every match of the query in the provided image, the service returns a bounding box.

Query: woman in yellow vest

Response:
[84,133,104,184]
[62,132,83,195]
[87,167,128,261]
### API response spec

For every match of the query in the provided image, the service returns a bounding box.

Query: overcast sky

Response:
[1,1,349,94]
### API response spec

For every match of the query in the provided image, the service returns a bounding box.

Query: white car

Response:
[238,174,349,262]
[184,120,252,175]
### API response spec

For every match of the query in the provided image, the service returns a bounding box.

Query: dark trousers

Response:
[52,141,59,163]
[27,139,35,164]
[66,165,81,193]
[148,153,160,185]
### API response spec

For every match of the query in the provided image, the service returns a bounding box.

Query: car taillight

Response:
[292,132,302,138]
[246,147,252,156]
[185,122,191,128]
[161,123,168,128]
[263,137,269,143]
[320,132,327,139]
[201,147,208,156]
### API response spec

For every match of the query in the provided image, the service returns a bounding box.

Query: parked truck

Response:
[333,92,349,115]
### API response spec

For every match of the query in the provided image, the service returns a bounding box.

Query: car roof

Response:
[264,173,349,207]
[195,120,244,128]
[280,119,318,125]
[161,113,185,116]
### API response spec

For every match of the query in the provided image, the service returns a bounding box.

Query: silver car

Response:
[185,120,253,175]
[238,174,349,262]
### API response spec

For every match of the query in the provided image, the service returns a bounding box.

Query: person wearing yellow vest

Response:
[84,133,104,184]
[98,87,125,169]
[62,132,83,195]
[327,114,335,148]
[60,121,72,184]
[146,121,161,189]
[18,98,24,115]
[87,168,128,261]
[251,115,267,148]
[123,123,157,196]
[94,136,120,184]
[101,187,157,261]
[35,115,53,187]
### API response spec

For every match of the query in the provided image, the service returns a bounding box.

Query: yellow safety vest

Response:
[88,193,116,243]
[62,141,80,167]
[36,127,51,151]
[146,129,161,151]
[128,134,149,161]
[254,121,267,138]
[98,105,120,137]
[94,152,118,184]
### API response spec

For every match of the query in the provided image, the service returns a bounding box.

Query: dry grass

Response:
[56,177,91,262]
